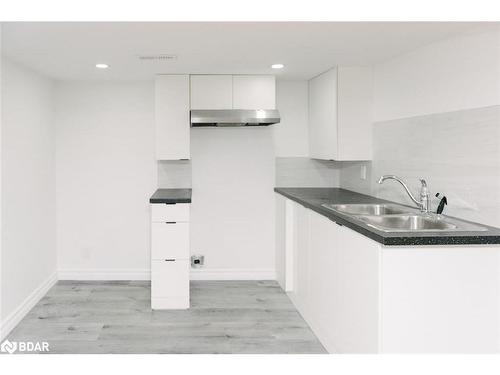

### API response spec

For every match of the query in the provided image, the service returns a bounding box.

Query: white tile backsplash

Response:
[276,157,341,187]
[158,160,192,188]
[340,105,500,227]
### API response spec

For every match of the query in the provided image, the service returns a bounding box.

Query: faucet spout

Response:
[378,175,431,213]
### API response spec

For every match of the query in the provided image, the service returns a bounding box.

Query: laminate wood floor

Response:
[7,280,327,354]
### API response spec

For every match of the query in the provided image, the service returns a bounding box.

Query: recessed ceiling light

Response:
[271,64,284,69]
[95,63,109,69]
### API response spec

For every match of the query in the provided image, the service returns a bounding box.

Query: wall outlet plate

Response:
[191,254,205,268]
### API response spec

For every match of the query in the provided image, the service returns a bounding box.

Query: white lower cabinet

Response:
[275,195,500,353]
[151,203,190,309]
[290,202,311,314]
[302,208,380,353]
[305,211,338,350]
[274,194,287,290]
[380,246,500,353]
[151,260,189,309]
[333,222,380,353]
[151,222,190,260]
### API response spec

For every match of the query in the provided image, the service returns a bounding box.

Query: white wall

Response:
[1,58,57,338]
[55,82,157,279]
[0,24,3,336]
[55,79,309,281]
[373,28,500,122]
[190,128,276,279]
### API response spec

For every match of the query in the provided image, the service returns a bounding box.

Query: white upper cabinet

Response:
[190,75,233,109]
[155,75,190,160]
[190,75,276,110]
[308,67,372,161]
[308,69,338,160]
[233,75,276,109]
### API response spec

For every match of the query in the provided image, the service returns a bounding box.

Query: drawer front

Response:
[151,203,190,222]
[151,259,189,298]
[151,222,189,260]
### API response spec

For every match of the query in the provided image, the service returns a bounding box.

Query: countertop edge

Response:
[149,188,192,204]
[274,187,500,246]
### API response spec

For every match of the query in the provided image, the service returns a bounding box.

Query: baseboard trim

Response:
[190,268,276,280]
[0,272,57,341]
[58,269,150,281]
[58,268,276,281]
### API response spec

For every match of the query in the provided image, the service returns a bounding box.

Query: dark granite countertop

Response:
[274,187,500,246]
[150,188,192,204]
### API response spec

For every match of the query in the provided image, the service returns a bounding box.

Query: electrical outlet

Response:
[191,254,205,268]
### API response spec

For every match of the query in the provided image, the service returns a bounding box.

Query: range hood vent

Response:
[190,109,280,127]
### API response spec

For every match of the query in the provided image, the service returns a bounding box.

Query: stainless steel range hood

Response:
[190,109,280,127]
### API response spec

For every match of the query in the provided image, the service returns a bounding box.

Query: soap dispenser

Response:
[435,193,448,215]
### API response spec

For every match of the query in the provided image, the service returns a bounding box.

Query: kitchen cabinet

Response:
[155,75,190,160]
[150,203,190,309]
[190,75,233,109]
[275,194,286,290]
[151,222,190,260]
[190,75,276,110]
[275,194,500,353]
[290,202,311,315]
[380,246,499,353]
[333,220,379,353]
[151,260,190,303]
[308,66,372,161]
[232,75,276,109]
[283,202,379,353]
[307,211,339,352]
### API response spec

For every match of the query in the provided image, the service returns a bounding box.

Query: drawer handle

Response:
[165,221,177,224]
[165,259,176,262]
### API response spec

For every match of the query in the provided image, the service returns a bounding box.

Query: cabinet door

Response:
[151,259,189,298]
[151,222,190,260]
[308,69,338,160]
[292,203,311,316]
[190,75,233,109]
[275,194,286,290]
[308,211,340,352]
[151,203,190,223]
[335,224,381,353]
[232,75,276,109]
[337,66,372,161]
[155,75,190,160]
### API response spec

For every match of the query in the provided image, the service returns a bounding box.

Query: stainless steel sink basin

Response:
[357,215,456,232]
[321,203,488,232]
[357,214,487,232]
[321,203,414,216]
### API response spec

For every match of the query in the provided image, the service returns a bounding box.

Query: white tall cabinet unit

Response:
[308,67,372,160]
[151,203,190,309]
[155,75,190,160]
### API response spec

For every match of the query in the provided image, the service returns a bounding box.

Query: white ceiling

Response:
[1,22,489,81]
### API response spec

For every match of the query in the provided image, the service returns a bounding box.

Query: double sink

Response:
[321,203,486,232]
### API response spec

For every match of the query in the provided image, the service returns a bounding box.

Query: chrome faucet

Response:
[378,175,431,213]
